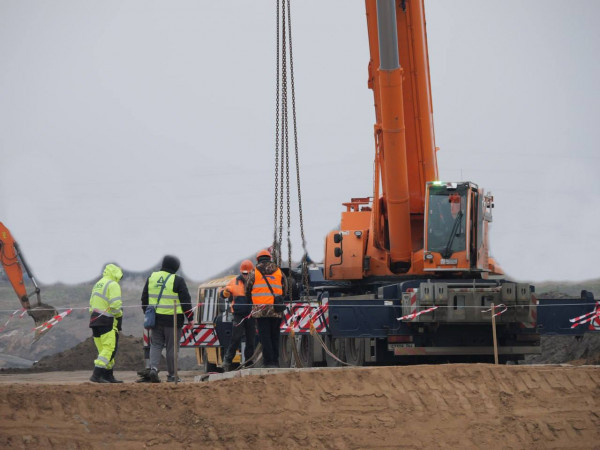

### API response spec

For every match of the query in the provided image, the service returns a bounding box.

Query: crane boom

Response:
[324,0,499,280]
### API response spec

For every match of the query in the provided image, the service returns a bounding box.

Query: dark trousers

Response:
[224,315,256,364]
[257,317,282,367]
[150,324,182,376]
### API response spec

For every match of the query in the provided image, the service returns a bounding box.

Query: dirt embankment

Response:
[1,334,199,374]
[0,364,598,449]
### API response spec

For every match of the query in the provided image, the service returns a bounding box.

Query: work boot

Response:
[105,369,123,383]
[90,367,110,383]
[136,368,152,383]
[166,375,182,383]
[222,362,232,372]
[149,368,160,383]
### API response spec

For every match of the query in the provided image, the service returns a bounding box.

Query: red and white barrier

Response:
[180,324,220,347]
[397,306,438,321]
[281,300,329,334]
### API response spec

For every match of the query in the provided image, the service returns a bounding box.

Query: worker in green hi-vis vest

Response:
[141,255,194,383]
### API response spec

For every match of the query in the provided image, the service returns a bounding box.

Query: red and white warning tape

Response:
[483,304,508,317]
[397,306,438,321]
[569,302,600,330]
[33,309,73,333]
[0,308,28,333]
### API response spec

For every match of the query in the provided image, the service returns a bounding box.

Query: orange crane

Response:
[325,0,500,279]
[184,1,595,369]
[311,0,539,365]
[0,222,57,327]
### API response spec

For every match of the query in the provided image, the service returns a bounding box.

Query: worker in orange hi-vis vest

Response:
[221,260,256,372]
[245,249,288,368]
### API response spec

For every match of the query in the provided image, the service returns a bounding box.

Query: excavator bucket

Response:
[28,303,58,328]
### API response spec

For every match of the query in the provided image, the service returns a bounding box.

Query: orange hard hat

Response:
[256,249,271,261]
[240,259,254,274]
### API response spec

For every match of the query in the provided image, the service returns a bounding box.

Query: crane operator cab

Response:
[423,181,494,276]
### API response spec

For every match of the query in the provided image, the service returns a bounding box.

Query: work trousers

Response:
[223,315,256,364]
[150,323,182,376]
[256,317,282,367]
[92,325,119,370]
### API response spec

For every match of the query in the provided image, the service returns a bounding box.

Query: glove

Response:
[115,316,123,332]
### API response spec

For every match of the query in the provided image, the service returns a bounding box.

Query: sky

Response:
[1,0,599,285]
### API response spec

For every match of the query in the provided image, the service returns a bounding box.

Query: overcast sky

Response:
[1,0,598,285]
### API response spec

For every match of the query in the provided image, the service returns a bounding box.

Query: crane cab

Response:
[423,181,496,276]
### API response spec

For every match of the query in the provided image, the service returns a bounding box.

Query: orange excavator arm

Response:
[0,221,57,326]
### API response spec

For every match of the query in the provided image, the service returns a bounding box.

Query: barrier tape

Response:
[0,308,27,332]
[1,300,598,338]
[569,302,600,330]
[33,309,73,333]
[483,304,508,317]
[0,301,599,315]
[397,306,438,321]
[233,305,265,327]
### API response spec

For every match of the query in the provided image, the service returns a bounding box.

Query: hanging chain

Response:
[272,0,281,266]
[286,0,310,296]
[281,0,292,275]
[272,0,311,299]
[278,0,287,268]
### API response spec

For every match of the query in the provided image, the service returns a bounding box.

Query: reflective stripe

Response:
[251,268,283,305]
[253,283,283,289]
[148,271,182,315]
[92,308,114,317]
[90,277,120,322]
[97,355,109,364]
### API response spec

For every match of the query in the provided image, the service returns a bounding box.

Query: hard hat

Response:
[240,259,254,274]
[256,249,271,261]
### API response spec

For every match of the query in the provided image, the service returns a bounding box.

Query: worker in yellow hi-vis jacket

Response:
[89,263,123,383]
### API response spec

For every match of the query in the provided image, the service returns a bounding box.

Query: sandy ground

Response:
[0,364,598,449]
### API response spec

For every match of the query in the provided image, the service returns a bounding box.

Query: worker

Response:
[221,259,256,372]
[245,249,288,368]
[141,255,194,383]
[89,263,124,383]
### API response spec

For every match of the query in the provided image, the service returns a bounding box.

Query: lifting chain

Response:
[272,0,311,300]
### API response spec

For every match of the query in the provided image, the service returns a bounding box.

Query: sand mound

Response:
[0,364,598,448]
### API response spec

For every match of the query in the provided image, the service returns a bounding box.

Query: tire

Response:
[279,334,294,368]
[325,335,345,367]
[297,335,314,368]
[202,348,218,373]
[344,337,366,366]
